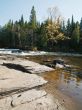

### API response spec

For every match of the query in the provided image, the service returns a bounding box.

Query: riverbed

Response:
[28,55,82,110]
[0,53,82,110]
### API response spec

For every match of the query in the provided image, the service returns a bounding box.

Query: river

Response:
[28,55,82,110]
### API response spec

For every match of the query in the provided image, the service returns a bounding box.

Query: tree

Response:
[72,22,80,44]
[29,6,37,29]
[80,18,82,38]
[19,15,24,26]
[47,6,62,23]
[28,6,37,49]
[70,15,75,37]
[66,18,71,37]
[61,20,66,34]
[4,20,15,48]
[36,23,47,50]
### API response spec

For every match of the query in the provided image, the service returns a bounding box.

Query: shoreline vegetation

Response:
[0,6,82,53]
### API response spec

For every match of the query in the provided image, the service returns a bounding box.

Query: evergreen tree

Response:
[80,18,82,38]
[29,6,37,29]
[19,15,24,26]
[61,20,66,34]
[1,7,82,52]
[4,20,15,48]
[66,18,71,37]
[70,15,75,37]
[36,23,47,50]
[28,6,37,49]
[72,22,80,44]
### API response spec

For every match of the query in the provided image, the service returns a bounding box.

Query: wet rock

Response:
[46,63,55,68]
[56,63,64,68]
[74,72,82,78]
[53,59,64,65]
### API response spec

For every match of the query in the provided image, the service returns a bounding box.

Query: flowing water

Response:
[28,55,82,110]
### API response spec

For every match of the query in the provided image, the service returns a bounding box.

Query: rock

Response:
[64,64,71,68]
[2,59,54,74]
[43,59,51,62]
[10,89,47,107]
[0,65,47,95]
[46,64,55,68]
[0,96,12,110]
[0,58,66,110]
[10,94,66,110]
[56,63,64,68]
[77,73,82,78]
[53,59,64,65]
[0,89,47,109]
[74,72,82,78]
[0,93,66,110]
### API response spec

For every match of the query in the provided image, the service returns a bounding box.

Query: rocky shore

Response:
[0,55,67,110]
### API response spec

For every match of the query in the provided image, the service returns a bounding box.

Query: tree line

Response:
[0,6,82,52]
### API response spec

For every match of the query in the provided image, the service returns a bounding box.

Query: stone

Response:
[2,59,54,74]
[56,63,64,68]
[0,58,66,110]
[0,65,47,95]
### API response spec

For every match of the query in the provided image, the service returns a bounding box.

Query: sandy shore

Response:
[0,55,67,110]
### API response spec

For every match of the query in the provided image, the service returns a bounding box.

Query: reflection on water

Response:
[42,69,82,110]
[28,55,82,110]
[42,57,82,110]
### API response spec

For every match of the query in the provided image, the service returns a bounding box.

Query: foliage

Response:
[0,6,82,52]
[72,22,80,44]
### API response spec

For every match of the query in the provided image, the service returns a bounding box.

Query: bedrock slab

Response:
[0,59,66,110]
[0,65,47,95]
[1,59,54,73]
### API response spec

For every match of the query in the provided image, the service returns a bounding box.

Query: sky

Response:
[0,0,82,26]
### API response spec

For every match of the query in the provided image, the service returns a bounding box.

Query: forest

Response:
[0,6,82,52]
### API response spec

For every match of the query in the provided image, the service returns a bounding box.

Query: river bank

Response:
[0,55,68,110]
[41,71,79,110]
[27,55,82,110]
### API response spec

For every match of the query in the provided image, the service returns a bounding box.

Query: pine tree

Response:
[80,18,82,38]
[66,18,71,37]
[20,15,24,26]
[36,23,47,50]
[72,22,80,44]
[28,6,37,49]
[70,15,75,37]
[61,20,66,34]
[29,6,37,29]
